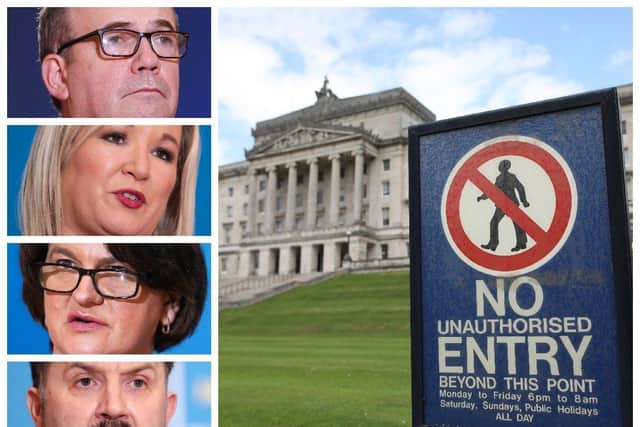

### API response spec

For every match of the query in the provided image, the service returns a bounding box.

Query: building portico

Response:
[220,82,436,281]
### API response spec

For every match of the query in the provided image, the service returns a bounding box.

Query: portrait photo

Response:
[7,243,212,354]
[7,125,211,236]
[7,7,211,118]
[8,361,211,427]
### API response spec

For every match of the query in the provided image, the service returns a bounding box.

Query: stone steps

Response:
[219,271,336,308]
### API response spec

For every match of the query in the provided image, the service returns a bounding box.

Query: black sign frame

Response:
[408,88,632,427]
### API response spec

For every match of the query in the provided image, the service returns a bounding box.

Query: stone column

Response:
[264,166,277,233]
[258,249,270,276]
[285,162,297,230]
[323,242,339,272]
[300,244,313,274]
[306,158,319,228]
[329,154,341,225]
[247,168,257,234]
[238,251,250,277]
[279,246,292,274]
[352,148,364,224]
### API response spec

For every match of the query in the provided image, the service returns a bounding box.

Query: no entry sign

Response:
[442,136,577,277]
[409,89,631,427]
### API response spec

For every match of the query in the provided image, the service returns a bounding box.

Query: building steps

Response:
[219,271,336,308]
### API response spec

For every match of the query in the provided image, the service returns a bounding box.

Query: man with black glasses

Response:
[38,8,188,117]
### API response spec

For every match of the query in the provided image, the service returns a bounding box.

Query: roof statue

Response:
[315,76,338,101]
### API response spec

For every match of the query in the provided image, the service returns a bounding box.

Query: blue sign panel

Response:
[409,89,631,427]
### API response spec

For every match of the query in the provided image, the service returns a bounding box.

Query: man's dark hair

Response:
[30,362,175,387]
[37,8,70,111]
[21,244,207,352]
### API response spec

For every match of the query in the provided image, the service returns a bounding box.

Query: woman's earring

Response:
[162,323,171,334]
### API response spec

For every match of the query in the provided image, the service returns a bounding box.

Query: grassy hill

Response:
[219,271,412,427]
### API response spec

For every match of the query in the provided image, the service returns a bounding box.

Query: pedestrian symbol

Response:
[477,159,530,252]
[441,135,578,277]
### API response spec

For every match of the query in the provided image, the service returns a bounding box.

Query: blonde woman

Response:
[20,125,199,235]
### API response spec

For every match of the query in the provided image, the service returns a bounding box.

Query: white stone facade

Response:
[219,85,434,280]
[219,84,633,281]
[617,83,633,227]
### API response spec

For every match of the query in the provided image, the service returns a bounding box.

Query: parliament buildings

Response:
[219,81,632,301]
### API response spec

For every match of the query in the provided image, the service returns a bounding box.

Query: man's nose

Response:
[96,383,129,422]
[72,274,104,307]
[122,144,150,180]
[131,35,160,73]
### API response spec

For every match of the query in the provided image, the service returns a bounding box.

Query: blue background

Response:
[8,362,211,427]
[7,125,211,236]
[7,243,212,355]
[418,106,622,426]
[7,7,211,118]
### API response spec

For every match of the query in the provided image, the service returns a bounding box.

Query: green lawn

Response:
[220,271,412,427]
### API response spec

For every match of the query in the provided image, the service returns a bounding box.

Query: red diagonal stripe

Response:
[469,169,548,244]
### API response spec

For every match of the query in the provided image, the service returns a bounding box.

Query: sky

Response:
[218,7,632,165]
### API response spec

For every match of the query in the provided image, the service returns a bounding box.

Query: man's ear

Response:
[26,387,44,427]
[41,53,69,101]
[166,391,177,424]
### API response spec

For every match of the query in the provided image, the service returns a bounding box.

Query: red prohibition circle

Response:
[444,139,574,274]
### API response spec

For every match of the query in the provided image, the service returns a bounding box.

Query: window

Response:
[277,178,285,190]
[221,257,227,272]
[257,223,263,235]
[295,215,304,230]
[243,203,248,216]
[296,193,303,208]
[276,197,283,212]
[226,206,233,218]
[317,190,324,205]
[316,214,324,227]
[623,147,629,168]
[382,207,390,226]
[363,184,367,199]
[621,120,627,135]
[340,167,345,178]
[383,159,390,171]
[381,244,389,260]
[275,219,283,231]
[339,190,345,203]
[318,171,324,182]
[228,186,234,197]
[297,174,304,185]
[240,222,247,233]
[382,180,390,196]
[363,161,368,175]
[244,184,249,195]
[224,225,232,244]
[259,180,266,191]
[258,199,264,213]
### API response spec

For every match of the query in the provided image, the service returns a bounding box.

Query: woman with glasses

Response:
[20,243,207,354]
[20,125,200,235]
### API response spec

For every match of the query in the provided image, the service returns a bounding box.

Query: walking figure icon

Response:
[477,159,530,252]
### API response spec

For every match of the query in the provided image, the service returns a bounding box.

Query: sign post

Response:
[409,88,631,427]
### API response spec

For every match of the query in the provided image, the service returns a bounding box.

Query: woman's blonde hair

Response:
[20,125,200,235]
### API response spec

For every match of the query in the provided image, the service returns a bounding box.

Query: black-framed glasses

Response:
[37,262,144,300]
[57,28,189,59]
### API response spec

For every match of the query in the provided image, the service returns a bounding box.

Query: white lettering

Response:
[509,276,543,317]
[439,337,463,373]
